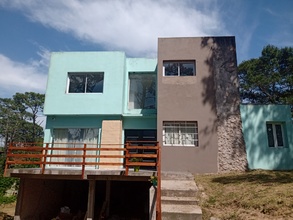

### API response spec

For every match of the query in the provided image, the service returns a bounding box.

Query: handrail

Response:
[4,142,159,177]
[4,141,162,219]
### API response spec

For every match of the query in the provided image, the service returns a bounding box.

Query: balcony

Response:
[4,141,162,219]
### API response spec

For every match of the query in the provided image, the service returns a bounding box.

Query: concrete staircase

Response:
[161,172,202,220]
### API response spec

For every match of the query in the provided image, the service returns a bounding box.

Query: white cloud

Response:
[1,0,227,57]
[0,52,48,98]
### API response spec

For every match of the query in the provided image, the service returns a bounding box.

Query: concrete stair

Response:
[161,172,202,220]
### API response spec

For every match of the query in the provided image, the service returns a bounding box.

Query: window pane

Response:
[163,121,198,146]
[275,124,284,147]
[68,75,86,93]
[86,73,104,93]
[129,73,156,109]
[180,62,195,76]
[266,124,275,147]
[164,62,178,76]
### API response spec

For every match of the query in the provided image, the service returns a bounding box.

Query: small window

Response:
[163,61,195,76]
[68,72,104,93]
[128,72,156,109]
[266,123,285,147]
[163,121,198,146]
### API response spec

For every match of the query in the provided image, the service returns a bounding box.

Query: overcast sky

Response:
[0,0,292,98]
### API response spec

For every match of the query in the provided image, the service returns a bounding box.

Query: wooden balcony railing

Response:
[4,141,161,219]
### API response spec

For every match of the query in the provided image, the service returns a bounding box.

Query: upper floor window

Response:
[266,122,285,147]
[163,61,196,76]
[129,72,156,109]
[68,72,104,93]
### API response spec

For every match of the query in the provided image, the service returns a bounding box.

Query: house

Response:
[240,104,293,170]
[5,36,247,219]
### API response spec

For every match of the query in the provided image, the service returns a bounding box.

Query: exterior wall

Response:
[44,52,126,115]
[157,37,219,173]
[203,37,247,172]
[240,104,293,170]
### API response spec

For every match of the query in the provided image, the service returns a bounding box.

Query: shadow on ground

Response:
[211,171,293,184]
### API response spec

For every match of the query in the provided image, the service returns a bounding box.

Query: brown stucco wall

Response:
[202,37,247,172]
[157,37,247,173]
[157,37,219,173]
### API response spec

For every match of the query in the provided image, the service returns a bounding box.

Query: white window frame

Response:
[162,121,198,147]
[163,61,196,76]
[266,122,285,148]
[67,72,104,93]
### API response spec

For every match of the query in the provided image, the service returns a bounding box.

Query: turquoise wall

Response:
[44,52,126,115]
[240,105,293,170]
[43,54,158,143]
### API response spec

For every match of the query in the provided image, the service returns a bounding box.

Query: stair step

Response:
[162,204,202,220]
[161,196,198,205]
[161,172,195,181]
[161,180,198,191]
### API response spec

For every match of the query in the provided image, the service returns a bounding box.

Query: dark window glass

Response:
[68,75,86,93]
[68,73,104,93]
[266,124,275,147]
[163,61,195,76]
[129,73,156,109]
[275,124,284,147]
[164,62,178,76]
[86,73,104,93]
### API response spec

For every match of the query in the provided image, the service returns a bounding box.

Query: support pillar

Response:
[87,180,96,220]
[14,178,25,220]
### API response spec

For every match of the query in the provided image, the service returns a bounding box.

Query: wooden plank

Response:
[125,162,157,167]
[126,146,159,150]
[126,154,157,158]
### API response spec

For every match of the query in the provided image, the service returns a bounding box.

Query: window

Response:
[68,72,104,93]
[266,123,285,147]
[163,121,198,146]
[52,128,99,167]
[163,61,195,76]
[128,72,156,109]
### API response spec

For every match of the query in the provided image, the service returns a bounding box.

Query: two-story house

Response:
[5,36,247,219]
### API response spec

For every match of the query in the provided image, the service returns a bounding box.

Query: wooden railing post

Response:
[156,142,162,220]
[4,142,12,176]
[125,142,130,176]
[82,144,87,179]
[41,143,49,174]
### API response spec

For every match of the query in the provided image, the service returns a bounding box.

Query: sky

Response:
[0,0,292,98]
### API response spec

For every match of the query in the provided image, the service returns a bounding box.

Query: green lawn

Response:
[195,170,293,220]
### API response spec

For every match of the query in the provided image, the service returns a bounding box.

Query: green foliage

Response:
[238,45,293,108]
[0,92,45,153]
[0,176,18,204]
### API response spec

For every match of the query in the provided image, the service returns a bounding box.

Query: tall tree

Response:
[0,92,45,152]
[238,45,293,107]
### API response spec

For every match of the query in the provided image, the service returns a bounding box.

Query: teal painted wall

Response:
[44,52,126,115]
[43,53,158,144]
[240,105,293,170]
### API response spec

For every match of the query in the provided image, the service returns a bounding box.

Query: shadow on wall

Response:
[240,105,293,170]
[199,37,248,171]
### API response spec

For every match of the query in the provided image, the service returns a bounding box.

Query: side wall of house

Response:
[205,37,247,172]
[157,37,219,173]
[241,104,293,170]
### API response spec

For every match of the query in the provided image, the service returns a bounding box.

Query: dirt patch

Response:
[0,203,15,219]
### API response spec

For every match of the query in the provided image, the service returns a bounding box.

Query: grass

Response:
[195,170,293,220]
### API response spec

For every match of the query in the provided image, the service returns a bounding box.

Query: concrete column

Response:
[149,186,157,220]
[87,180,96,220]
[106,180,111,216]
[14,178,25,220]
